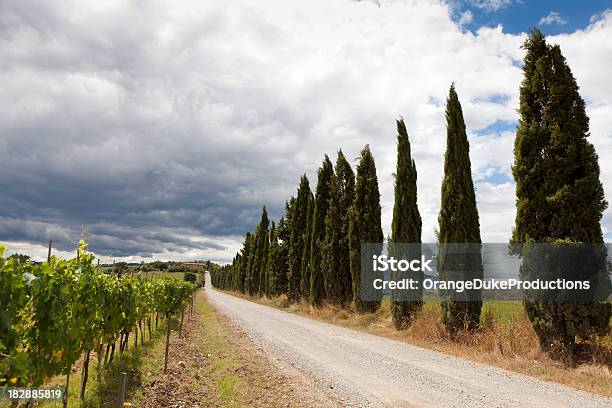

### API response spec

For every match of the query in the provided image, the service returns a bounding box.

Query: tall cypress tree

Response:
[265,221,277,297]
[288,176,310,302]
[309,155,334,305]
[437,84,483,335]
[250,206,269,296]
[512,29,610,353]
[390,118,423,329]
[244,232,256,294]
[277,202,293,296]
[237,232,251,293]
[230,253,240,290]
[322,150,355,306]
[301,193,315,300]
[349,145,384,313]
[259,220,270,296]
[267,217,289,297]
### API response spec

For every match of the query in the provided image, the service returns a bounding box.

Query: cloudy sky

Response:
[1,0,611,264]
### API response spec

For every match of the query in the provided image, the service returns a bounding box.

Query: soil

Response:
[137,291,338,408]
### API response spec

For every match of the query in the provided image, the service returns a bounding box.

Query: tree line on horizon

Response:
[210,29,611,357]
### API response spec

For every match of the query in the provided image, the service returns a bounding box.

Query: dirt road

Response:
[205,287,612,407]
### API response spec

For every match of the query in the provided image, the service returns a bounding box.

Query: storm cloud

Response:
[1,0,611,262]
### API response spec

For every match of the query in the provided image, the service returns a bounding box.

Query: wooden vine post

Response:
[47,240,52,263]
[63,371,70,408]
[118,372,127,408]
[80,350,90,400]
[164,312,171,373]
[179,312,184,338]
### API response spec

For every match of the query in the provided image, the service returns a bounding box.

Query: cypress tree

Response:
[260,220,270,296]
[250,206,269,296]
[237,232,251,293]
[267,217,289,297]
[512,29,611,354]
[247,229,258,295]
[309,155,334,305]
[288,176,310,302]
[265,221,277,297]
[301,193,315,300]
[349,145,384,313]
[322,150,355,306]
[276,203,292,296]
[390,118,423,329]
[437,84,483,335]
[236,254,243,291]
[230,252,239,290]
[244,232,256,294]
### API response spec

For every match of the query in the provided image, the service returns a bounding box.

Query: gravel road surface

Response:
[205,287,612,408]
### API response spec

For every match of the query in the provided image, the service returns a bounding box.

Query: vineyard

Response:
[0,242,196,406]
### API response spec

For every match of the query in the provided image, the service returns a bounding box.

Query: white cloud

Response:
[539,11,567,26]
[0,0,611,263]
[468,0,513,12]
[475,182,516,241]
[459,10,474,27]
[470,131,515,180]
[590,9,611,24]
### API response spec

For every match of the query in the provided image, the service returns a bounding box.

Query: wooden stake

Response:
[118,372,127,408]
[179,312,184,338]
[47,240,52,264]
[139,320,144,346]
[123,332,129,352]
[80,350,90,400]
[104,343,111,366]
[62,371,70,408]
[164,313,171,373]
[108,341,116,365]
[96,344,103,381]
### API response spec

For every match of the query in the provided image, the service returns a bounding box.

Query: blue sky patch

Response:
[475,119,517,134]
[476,93,511,104]
[479,171,513,184]
[475,166,514,184]
[427,95,443,107]
[453,1,610,35]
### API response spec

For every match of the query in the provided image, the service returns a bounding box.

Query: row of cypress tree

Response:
[211,29,611,355]
[212,81,481,332]
[214,146,376,307]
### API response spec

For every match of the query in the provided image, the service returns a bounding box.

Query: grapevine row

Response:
[0,241,196,396]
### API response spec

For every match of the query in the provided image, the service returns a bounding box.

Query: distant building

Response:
[182,262,204,271]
